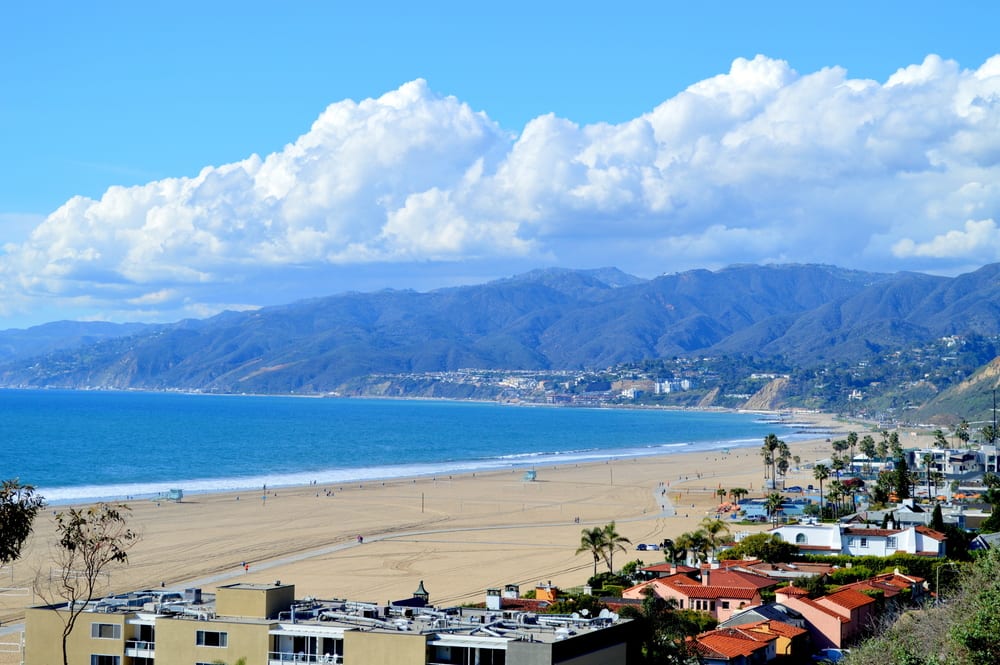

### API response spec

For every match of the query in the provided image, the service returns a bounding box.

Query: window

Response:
[860,537,868,548]
[848,537,857,546]
[795,533,808,545]
[196,630,228,647]
[887,536,897,549]
[721,601,730,609]
[90,623,121,640]
[90,656,120,665]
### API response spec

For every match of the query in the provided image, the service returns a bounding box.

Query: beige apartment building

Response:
[24,581,638,665]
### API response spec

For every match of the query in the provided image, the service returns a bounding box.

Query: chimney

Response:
[670,562,677,576]
[701,565,711,587]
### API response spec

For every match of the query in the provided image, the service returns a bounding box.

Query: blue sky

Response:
[3,1,1000,328]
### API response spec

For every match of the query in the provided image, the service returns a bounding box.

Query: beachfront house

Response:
[25,581,641,665]
[764,523,947,557]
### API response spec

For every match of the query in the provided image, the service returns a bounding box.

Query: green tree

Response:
[675,530,710,564]
[847,431,859,470]
[765,492,785,524]
[860,435,877,475]
[931,503,945,532]
[923,453,935,500]
[890,431,903,458]
[877,430,890,462]
[719,533,799,563]
[894,456,911,500]
[602,522,632,573]
[699,517,731,560]
[813,464,830,519]
[956,419,971,449]
[1,478,45,565]
[617,590,702,664]
[761,433,781,487]
[43,503,138,665]
[577,526,607,578]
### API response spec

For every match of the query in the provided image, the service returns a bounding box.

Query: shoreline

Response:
[34,407,842,505]
[1,411,855,628]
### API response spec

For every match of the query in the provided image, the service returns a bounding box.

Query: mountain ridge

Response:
[1,263,998,416]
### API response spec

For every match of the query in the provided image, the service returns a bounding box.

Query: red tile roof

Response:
[915,525,948,541]
[789,597,849,623]
[732,619,809,639]
[821,588,877,611]
[692,629,775,659]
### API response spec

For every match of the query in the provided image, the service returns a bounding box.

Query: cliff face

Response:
[743,377,789,411]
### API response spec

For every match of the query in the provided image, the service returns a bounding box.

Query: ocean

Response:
[0,389,811,504]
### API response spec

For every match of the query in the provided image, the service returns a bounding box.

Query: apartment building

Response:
[24,581,639,665]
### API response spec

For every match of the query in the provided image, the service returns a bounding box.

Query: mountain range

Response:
[2,263,1000,405]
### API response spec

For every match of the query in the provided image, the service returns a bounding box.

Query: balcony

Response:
[124,639,155,658]
[268,651,342,664]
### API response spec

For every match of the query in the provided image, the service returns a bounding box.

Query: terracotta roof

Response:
[787,597,849,622]
[821,588,877,611]
[835,572,922,598]
[732,619,809,639]
[776,585,810,597]
[915,525,948,541]
[693,569,777,589]
[693,629,775,658]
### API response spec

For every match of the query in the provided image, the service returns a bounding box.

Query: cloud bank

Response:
[4,54,1000,325]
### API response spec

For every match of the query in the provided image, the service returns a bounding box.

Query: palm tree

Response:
[699,517,731,561]
[831,456,846,482]
[955,419,970,449]
[716,488,728,503]
[813,464,830,519]
[847,431,859,472]
[576,526,606,578]
[877,431,890,463]
[675,530,710,564]
[730,487,749,505]
[776,440,791,489]
[923,453,934,500]
[660,538,683,565]
[602,521,631,573]
[761,434,780,487]
[889,431,902,458]
[828,480,846,518]
[765,492,785,525]
[860,435,877,476]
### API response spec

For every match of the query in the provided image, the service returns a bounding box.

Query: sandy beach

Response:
[1,410,876,653]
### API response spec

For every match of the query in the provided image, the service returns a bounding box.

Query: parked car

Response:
[636,543,647,551]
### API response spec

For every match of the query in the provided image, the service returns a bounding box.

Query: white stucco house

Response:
[760,523,947,557]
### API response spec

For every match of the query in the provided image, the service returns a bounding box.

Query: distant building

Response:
[25,581,640,665]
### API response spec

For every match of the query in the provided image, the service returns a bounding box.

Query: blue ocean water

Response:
[0,389,809,503]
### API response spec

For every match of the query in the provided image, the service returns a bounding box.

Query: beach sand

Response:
[1,409,904,659]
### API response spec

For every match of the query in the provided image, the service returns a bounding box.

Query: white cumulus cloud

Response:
[5,54,1000,326]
